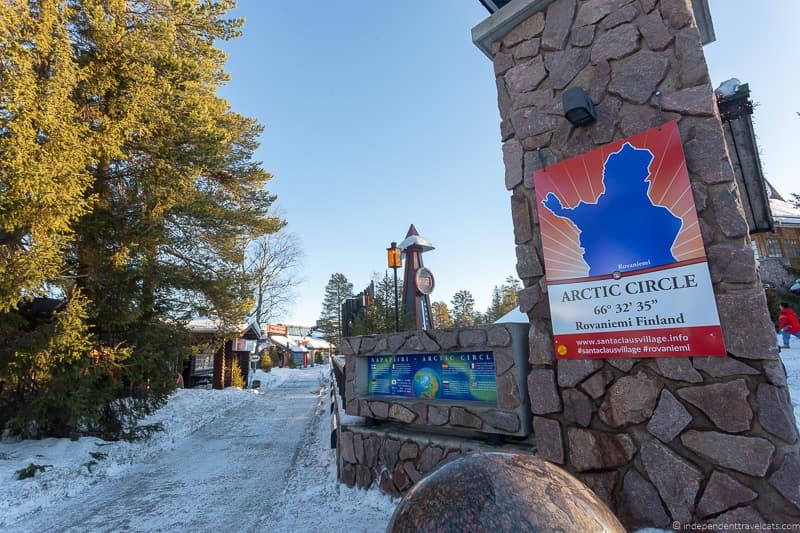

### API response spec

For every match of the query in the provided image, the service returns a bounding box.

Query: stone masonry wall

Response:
[337,425,477,498]
[332,353,515,498]
[341,324,529,437]
[487,0,800,528]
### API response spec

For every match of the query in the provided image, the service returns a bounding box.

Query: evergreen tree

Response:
[451,290,477,327]
[431,301,452,329]
[485,286,505,323]
[0,0,279,437]
[319,273,353,346]
[70,0,282,331]
[0,1,92,311]
[352,272,403,335]
[485,276,522,322]
[500,276,522,315]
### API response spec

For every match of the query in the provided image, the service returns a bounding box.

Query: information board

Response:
[533,121,725,358]
[367,351,497,404]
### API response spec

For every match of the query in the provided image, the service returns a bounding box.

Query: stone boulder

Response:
[387,452,624,532]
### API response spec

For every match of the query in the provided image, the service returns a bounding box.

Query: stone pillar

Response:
[474,0,800,527]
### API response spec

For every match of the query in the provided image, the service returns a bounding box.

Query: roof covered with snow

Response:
[771,199,800,226]
[268,334,332,352]
[187,317,258,335]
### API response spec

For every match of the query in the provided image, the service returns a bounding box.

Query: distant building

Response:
[751,184,800,288]
[185,318,261,389]
[264,323,335,367]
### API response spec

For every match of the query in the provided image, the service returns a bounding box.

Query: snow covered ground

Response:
[780,337,800,429]
[2,341,798,532]
[0,365,397,532]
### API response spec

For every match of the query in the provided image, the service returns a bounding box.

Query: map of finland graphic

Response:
[535,121,705,282]
[533,121,726,359]
[542,142,683,277]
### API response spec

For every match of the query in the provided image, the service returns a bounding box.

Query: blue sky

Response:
[218,1,799,326]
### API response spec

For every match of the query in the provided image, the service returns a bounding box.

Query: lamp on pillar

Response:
[387,241,402,332]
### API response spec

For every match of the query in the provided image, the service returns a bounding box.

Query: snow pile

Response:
[0,386,255,527]
[250,367,292,391]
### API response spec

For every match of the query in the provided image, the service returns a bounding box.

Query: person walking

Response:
[779,302,800,349]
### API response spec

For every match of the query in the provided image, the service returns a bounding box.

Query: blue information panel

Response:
[367,352,497,405]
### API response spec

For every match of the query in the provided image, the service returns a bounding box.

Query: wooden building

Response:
[751,186,800,289]
[184,318,261,389]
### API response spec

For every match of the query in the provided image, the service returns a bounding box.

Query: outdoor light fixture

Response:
[387,242,402,332]
[387,242,402,269]
[562,87,596,127]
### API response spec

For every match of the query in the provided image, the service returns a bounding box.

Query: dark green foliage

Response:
[319,273,353,345]
[484,276,522,323]
[352,272,403,335]
[451,290,477,327]
[16,464,51,480]
[0,1,278,439]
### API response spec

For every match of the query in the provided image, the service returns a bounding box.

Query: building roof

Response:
[770,198,800,227]
[268,334,333,352]
[187,317,261,337]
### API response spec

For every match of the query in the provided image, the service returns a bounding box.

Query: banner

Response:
[367,352,497,404]
[533,121,725,358]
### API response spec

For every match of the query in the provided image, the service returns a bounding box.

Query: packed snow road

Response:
[3,367,332,532]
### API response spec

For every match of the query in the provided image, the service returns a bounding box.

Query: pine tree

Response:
[70,0,282,332]
[500,276,522,315]
[484,276,522,322]
[0,0,279,437]
[485,286,505,323]
[319,273,353,346]
[352,272,403,335]
[451,290,477,327]
[431,301,452,329]
[0,1,92,311]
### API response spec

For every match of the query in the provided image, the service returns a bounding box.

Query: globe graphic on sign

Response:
[412,368,440,400]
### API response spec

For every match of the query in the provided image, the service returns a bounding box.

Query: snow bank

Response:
[0,387,253,527]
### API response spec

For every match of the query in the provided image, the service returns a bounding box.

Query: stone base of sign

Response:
[474,0,800,527]
[336,423,488,497]
[342,324,530,437]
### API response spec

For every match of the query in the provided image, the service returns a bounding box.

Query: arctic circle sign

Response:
[533,121,725,359]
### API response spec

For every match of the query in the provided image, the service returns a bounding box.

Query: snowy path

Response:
[3,367,331,533]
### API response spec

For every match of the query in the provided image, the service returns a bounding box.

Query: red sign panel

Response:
[267,324,288,335]
[533,121,725,358]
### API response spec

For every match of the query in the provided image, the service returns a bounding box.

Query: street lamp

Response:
[387,241,402,332]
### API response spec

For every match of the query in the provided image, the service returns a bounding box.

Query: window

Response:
[751,241,761,260]
[785,239,800,258]
[766,239,783,258]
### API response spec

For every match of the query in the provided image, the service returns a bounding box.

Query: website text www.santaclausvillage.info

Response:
[574,333,691,356]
